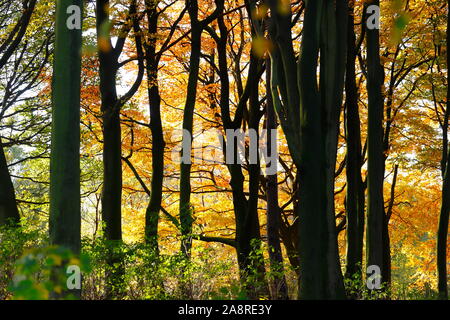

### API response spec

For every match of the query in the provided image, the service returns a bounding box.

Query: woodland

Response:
[0,0,449,300]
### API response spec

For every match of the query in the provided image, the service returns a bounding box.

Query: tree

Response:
[142,0,167,254]
[265,58,289,300]
[96,0,144,242]
[268,0,347,299]
[121,1,187,254]
[179,0,223,258]
[49,0,83,297]
[95,0,144,297]
[201,0,270,297]
[344,0,365,281]
[437,0,450,300]
[365,0,388,289]
[0,0,38,226]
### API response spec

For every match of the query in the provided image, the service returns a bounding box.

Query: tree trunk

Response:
[242,49,269,298]
[383,165,398,288]
[97,0,122,243]
[265,59,289,300]
[438,166,450,299]
[344,1,364,281]
[179,23,201,258]
[267,0,347,299]
[209,7,269,296]
[296,0,329,299]
[49,0,83,297]
[0,143,20,226]
[144,0,165,254]
[96,0,147,298]
[365,0,387,288]
[50,0,82,254]
[223,59,269,298]
[437,0,450,300]
[320,0,348,299]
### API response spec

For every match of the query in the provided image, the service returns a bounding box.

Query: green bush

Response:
[9,245,89,300]
[81,238,237,300]
[0,225,44,299]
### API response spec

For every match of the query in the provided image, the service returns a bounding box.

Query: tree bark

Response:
[0,143,20,226]
[179,0,223,258]
[97,0,121,242]
[179,22,201,258]
[267,0,347,299]
[365,0,387,288]
[49,0,83,298]
[265,59,289,300]
[50,0,82,253]
[208,5,269,297]
[96,0,144,298]
[438,164,450,299]
[437,0,450,300]
[320,0,348,299]
[143,0,165,254]
[344,1,364,281]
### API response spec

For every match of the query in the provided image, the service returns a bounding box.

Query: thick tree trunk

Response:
[50,0,82,254]
[96,0,146,298]
[97,0,122,243]
[268,0,347,299]
[296,0,329,299]
[101,110,122,241]
[365,0,387,288]
[49,0,83,297]
[320,0,348,299]
[0,143,20,226]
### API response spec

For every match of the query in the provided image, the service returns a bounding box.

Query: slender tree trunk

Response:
[223,57,269,298]
[437,0,450,300]
[208,6,268,296]
[176,2,202,300]
[345,1,364,281]
[179,23,201,258]
[265,59,289,300]
[383,164,398,288]
[241,50,270,298]
[438,166,450,299]
[177,2,222,299]
[365,0,387,288]
[144,0,165,254]
[49,0,83,297]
